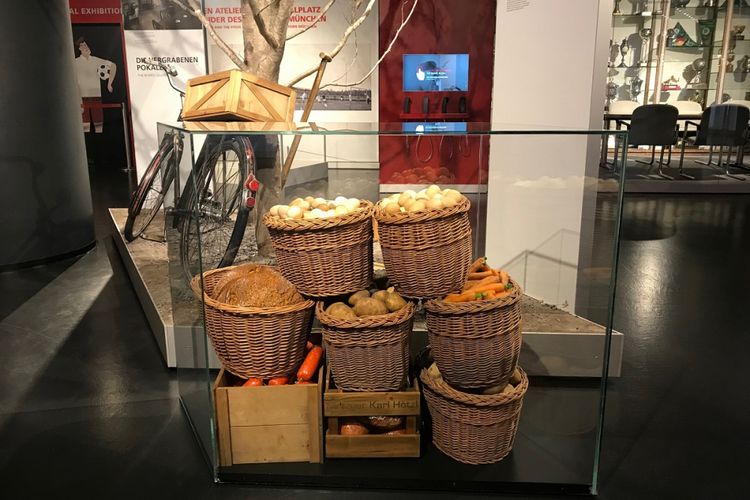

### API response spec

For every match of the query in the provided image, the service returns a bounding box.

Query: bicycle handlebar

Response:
[145,58,185,97]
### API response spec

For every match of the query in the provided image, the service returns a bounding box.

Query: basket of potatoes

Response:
[317,287,414,391]
[374,186,472,299]
[263,196,374,297]
[421,363,528,465]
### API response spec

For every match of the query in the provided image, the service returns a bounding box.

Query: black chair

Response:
[679,104,750,180]
[614,104,679,179]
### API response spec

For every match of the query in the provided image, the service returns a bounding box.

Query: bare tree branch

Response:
[286,0,337,41]
[321,0,419,89]
[170,0,247,70]
[285,0,377,87]
[247,0,281,50]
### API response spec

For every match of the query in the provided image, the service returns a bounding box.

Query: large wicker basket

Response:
[263,201,374,297]
[317,301,415,391]
[421,366,528,465]
[424,280,523,390]
[374,197,472,299]
[191,264,314,379]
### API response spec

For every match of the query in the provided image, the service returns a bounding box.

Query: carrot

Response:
[468,270,494,280]
[268,376,289,386]
[468,257,487,273]
[297,346,323,381]
[483,291,496,300]
[463,275,500,291]
[469,283,506,294]
[444,290,486,302]
[499,270,510,287]
[242,378,263,387]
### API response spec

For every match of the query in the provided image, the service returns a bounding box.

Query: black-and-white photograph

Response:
[122,0,202,30]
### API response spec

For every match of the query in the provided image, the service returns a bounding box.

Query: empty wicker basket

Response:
[424,280,523,390]
[263,201,374,297]
[421,366,528,465]
[374,197,472,299]
[191,264,314,379]
[317,301,415,391]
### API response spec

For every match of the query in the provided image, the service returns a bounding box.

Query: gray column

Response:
[0,1,95,268]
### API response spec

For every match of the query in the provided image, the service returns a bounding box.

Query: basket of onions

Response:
[374,186,472,299]
[263,196,374,297]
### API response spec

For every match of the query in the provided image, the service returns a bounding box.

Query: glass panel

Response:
[165,124,627,493]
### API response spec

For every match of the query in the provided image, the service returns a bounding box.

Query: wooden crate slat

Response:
[243,80,285,121]
[325,434,421,458]
[231,424,311,463]
[185,77,229,113]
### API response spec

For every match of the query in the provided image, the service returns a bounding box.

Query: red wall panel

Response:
[378,0,496,185]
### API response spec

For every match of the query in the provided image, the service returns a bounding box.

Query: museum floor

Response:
[0,166,749,499]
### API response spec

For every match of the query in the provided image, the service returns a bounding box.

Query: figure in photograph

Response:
[74,37,117,133]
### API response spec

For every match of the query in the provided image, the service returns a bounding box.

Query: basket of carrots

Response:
[374,186,472,299]
[423,257,523,390]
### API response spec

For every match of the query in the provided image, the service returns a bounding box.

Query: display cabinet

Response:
[608,0,749,108]
[161,121,628,494]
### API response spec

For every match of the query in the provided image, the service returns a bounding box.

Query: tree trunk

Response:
[240,0,294,259]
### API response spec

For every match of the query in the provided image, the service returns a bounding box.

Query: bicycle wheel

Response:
[123,133,182,241]
[179,135,254,281]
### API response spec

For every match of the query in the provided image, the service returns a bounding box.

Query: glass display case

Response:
[608,0,749,107]
[161,121,628,494]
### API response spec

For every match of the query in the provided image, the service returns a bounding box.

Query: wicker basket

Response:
[190,264,314,379]
[317,301,415,391]
[421,366,528,465]
[424,280,523,390]
[374,197,472,299]
[263,201,374,297]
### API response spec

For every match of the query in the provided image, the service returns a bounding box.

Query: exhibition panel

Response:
[151,122,628,494]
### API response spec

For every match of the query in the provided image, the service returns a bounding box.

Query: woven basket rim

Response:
[423,279,523,314]
[374,196,470,225]
[263,200,374,232]
[420,366,529,407]
[316,300,415,328]
[190,263,314,316]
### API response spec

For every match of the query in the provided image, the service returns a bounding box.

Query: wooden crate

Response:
[213,367,323,466]
[182,70,296,122]
[324,367,420,458]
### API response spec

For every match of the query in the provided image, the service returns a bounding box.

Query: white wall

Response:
[488,0,610,311]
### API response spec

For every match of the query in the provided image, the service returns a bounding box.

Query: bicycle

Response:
[123,62,257,281]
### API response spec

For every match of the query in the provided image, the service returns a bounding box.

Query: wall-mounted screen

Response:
[402,122,468,133]
[403,54,469,92]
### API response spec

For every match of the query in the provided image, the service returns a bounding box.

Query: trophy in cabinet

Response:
[703,0,716,7]
[741,55,750,74]
[618,38,630,68]
[698,20,716,46]
[666,28,676,47]
[673,0,690,7]
[734,25,746,41]
[635,0,649,14]
[613,0,622,15]
[688,58,706,86]
[630,74,644,100]
[726,50,736,72]
[690,90,704,106]
[639,28,653,65]
[606,80,619,106]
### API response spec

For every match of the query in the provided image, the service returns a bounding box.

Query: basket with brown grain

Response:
[421,363,528,465]
[263,197,374,297]
[374,186,472,299]
[424,259,523,390]
[316,288,415,392]
[190,263,314,379]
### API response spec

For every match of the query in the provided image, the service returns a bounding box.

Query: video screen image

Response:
[402,122,468,133]
[403,54,469,92]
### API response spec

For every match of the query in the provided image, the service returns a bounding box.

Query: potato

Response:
[290,198,311,211]
[326,302,357,319]
[326,209,336,218]
[426,184,441,197]
[403,189,417,198]
[510,368,522,386]
[277,205,290,218]
[442,194,460,208]
[384,289,407,312]
[290,197,305,207]
[270,205,282,217]
[303,211,315,220]
[426,198,444,210]
[287,206,303,219]
[482,383,506,395]
[502,384,515,395]
[408,200,426,212]
[427,362,441,379]
[340,419,369,435]
[345,198,360,211]
[334,195,348,206]
[398,193,413,207]
[313,197,327,208]
[371,290,389,303]
[311,208,325,219]
[385,203,401,215]
[304,196,315,204]
[348,290,370,306]
[353,297,389,317]
[402,198,416,210]
[334,205,349,216]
